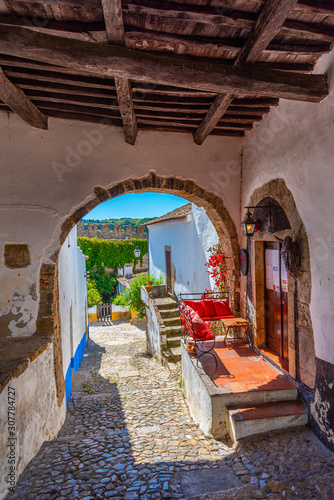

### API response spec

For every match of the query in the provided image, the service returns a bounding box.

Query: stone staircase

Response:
[154,297,183,364]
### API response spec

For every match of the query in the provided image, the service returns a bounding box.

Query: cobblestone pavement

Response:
[7,322,334,500]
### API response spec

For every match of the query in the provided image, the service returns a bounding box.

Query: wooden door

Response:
[264,241,288,359]
[165,246,172,293]
[281,253,289,359]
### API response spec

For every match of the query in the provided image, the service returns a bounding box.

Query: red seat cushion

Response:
[213,299,233,317]
[189,311,215,340]
[184,300,205,317]
[202,299,216,317]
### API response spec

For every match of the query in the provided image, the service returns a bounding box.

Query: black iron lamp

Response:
[241,208,257,237]
[134,246,141,259]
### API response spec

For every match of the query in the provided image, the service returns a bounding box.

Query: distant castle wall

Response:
[77,222,147,240]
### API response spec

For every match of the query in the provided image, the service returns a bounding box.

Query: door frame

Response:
[164,245,173,294]
[249,233,297,379]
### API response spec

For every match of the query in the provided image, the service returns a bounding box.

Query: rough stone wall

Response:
[77,222,147,240]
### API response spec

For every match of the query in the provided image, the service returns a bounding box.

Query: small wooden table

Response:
[221,318,251,349]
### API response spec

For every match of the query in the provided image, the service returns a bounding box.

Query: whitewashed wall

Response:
[0,343,66,500]
[0,123,242,336]
[148,204,219,297]
[58,225,88,400]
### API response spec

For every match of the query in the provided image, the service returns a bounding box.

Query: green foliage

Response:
[90,268,118,302]
[87,279,102,308]
[113,273,163,318]
[77,237,148,272]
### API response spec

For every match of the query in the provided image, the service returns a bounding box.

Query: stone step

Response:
[159,307,180,319]
[155,297,177,310]
[161,325,182,336]
[163,316,182,327]
[227,401,308,443]
[163,345,181,362]
[166,334,183,347]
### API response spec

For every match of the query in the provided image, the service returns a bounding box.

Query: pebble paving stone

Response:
[6,322,334,499]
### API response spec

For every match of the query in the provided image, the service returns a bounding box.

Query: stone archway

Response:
[38,171,240,405]
[244,178,315,389]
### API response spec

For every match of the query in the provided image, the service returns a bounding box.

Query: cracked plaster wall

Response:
[0,342,66,500]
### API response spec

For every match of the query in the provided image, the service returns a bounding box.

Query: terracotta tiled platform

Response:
[181,339,300,439]
[199,340,296,394]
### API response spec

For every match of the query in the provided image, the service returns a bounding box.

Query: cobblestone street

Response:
[7,322,334,500]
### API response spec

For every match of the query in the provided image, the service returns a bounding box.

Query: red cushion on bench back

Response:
[184,300,205,317]
[213,299,233,317]
[190,311,215,340]
[202,299,216,317]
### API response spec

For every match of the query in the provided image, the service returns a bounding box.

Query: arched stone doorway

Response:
[38,171,240,406]
[241,178,315,389]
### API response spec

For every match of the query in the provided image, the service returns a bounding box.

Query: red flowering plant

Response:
[205,243,227,295]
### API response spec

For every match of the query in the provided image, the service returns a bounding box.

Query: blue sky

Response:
[83,192,188,220]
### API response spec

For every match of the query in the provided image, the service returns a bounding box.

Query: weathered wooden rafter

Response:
[193,94,234,145]
[0,26,327,101]
[235,0,299,66]
[297,1,334,14]
[194,0,300,144]
[1,6,334,44]
[101,0,137,145]
[0,0,332,141]
[122,1,334,43]
[0,52,315,75]
[0,66,47,129]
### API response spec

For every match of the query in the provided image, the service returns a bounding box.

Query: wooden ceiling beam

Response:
[282,19,334,42]
[101,0,137,145]
[0,66,47,129]
[122,0,255,28]
[123,2,334,42]
[193,94,234,145]
[0,26,327,100]
[194,0,301,144]
[235,0,299,65]
[101,0,124,44]
[296,1,334,14]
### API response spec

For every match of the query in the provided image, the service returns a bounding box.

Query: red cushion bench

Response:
[179,294,234,366]
[183,298,234,323]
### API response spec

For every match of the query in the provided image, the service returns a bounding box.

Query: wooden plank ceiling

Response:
[0,0,332,144]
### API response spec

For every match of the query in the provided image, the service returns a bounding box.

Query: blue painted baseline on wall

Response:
[64,328,89,402]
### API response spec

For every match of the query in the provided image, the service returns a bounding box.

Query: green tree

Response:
[90,268,118,302]
[87,279,102,308]
[113,273,162,318]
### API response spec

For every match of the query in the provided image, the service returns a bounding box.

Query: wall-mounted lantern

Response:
[134,246,141,259]
[241,208,257,237]
[242,205,271,237]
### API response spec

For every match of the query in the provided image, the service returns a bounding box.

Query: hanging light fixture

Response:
[134,246,141,259]
[242,208,257,237]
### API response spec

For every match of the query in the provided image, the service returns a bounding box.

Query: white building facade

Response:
[58,225,89,401]
[147,203,219,298]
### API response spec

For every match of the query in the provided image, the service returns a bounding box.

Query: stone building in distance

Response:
[77,221,147,240]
